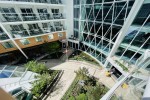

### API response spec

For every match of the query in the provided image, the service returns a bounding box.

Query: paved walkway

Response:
[45,61,141,100]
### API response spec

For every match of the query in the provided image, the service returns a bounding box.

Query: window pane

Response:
[48,34,54,39]
[35,37,43,42]
[58,33,63,37]
[20,39,30,45]
[1,42,14,48]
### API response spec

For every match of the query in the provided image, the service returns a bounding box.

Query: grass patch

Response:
[115,60,128,72]
[69,51,100,66]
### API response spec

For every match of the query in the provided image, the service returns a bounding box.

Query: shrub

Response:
[25,61,48,74]
[42,41,61,53]
[69,51,100,66]
[75,67,89,80]
[76,94,87,100]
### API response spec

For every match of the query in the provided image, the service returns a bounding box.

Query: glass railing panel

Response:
[0,33,9,40]
[39,13,52,20]
[0,13,65,22]
[11,30,30,38]
[0,65,5,70]
[42,28,51,33]
[11,71,23,77]
[1,13,21,22]
[0,71,12,78]
[1,0,62,4]
[53,13,64,19]
[35,0,47,3]
[51,0,62,4]
[21,13,39,21]
[17,0,33,2]
[29,29,43,36]
[42,26,55,32]
[108,78,143,100]
[16,66,26,72]
[55,26,64,31]
[5,65,16,71]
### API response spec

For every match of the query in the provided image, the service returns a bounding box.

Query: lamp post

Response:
[61,39,68,61]
[64,39,68,61]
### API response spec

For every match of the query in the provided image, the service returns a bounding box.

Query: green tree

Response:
[76,93,87,100]
[31,73,52,98]
[75,67,89,80]
[25,61,48,74]
[42,41,61,53]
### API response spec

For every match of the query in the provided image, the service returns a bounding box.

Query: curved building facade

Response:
[0,0,149,99]
[68,0,150,96]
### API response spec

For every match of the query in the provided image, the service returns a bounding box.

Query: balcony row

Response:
[0,22,65,40]
[0,13,65,22]
[0,0,62,4]
[0,33,9,40]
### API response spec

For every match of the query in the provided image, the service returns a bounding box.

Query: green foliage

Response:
[62,68,111,100]
[25,61,59,98]
[87,84,108,100]
[25,61,48,74]
[68,96,75,100]
[31,71,58,98]
[31,84,41,98]
[76,94,87,100]
[69,52,100,66]
[42,41,61,53]
[115,60,129,72]
[75,67,89,80]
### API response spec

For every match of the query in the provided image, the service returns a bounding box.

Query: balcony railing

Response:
[21,13,39,21]
[55,26,64,31]
[8,25,65,38]
[0,33,9,40]
[1,14,21,22]
[0,13,65,22]
[53,13,64,19]
[68,35,79,41]
[42,27,55,33]
[39,13,52,20]
[11,30,29,38]
[28,29,44,36]
[0,0,62,4]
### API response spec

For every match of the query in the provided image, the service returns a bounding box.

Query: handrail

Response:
[0,65,7,73]
[0,0,63,4]
[0,70,38,89]
[0,13,65,22]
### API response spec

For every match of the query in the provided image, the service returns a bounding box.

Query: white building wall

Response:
[63,0,73,38]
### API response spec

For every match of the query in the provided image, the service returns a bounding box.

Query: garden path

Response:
[45,61,140,100]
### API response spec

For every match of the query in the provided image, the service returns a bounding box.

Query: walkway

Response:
[45,61,141,100]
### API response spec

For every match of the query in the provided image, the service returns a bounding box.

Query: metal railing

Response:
[0,13,65,22]
[10,26,66,38]
[0,33,9,40]
[0,0,62,4]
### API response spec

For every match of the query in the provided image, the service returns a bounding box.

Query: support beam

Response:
[0,23,28,59]
[108,0,144,57]
[142,77,150,100]
[101,73,130,100]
